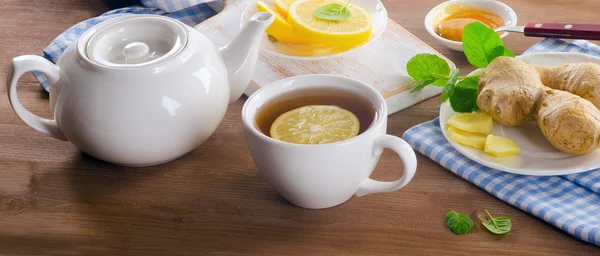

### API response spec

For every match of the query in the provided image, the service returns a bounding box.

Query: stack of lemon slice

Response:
[274,0,295,18]
[256,0,373,48]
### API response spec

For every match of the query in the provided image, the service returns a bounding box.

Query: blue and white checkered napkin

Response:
[34,0,220,90]
[402,38,600,246]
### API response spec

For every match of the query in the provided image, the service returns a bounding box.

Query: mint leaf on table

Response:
[449,77,480,112]
[406,53,451,87]
[441,68,460,102]
[445,210,474,235]
[462,22,514,68]
[481,209,512,234]
[313,0,352,21]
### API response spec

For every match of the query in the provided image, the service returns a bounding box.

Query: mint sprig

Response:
[406,21,515,113]
[313,0,352,21]
[406,54,481,112]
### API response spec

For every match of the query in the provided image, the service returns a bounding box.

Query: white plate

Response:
[440,52,600,176]
[241,0,388,60]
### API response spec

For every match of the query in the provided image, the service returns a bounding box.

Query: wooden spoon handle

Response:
[524,22,600,40]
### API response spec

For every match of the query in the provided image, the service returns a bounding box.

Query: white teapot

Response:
[7,13,274,166]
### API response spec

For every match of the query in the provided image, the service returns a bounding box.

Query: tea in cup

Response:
[242,74,417,209]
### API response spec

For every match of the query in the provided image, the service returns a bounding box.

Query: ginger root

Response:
[477,57,600,154]
[477,57,546,126]
[534,62,600,108]
[537,89,600,154]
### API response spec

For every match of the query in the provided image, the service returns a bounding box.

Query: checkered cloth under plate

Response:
[403,38,600,246]
[34,0,219,90]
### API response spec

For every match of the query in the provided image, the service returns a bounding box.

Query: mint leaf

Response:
[445,210,474,235]
[406,53,450,86]
[457,77,480,90]
[486,46,505,64]
[450,77,479,112]
[441,86,454,102]
[486,45,515,63]
[441,69,460,102]
[503,47,515,57]
[462,22,513,68]
[481,209,512,234]
[410,79,435,93]
[313,0,351,21]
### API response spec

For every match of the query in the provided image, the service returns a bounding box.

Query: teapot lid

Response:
[84,15,188,68]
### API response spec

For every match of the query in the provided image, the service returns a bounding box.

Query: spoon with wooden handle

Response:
[495,23,600,40]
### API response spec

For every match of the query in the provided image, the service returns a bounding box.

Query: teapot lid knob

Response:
[83,15,188,68]
[122,42,150,60]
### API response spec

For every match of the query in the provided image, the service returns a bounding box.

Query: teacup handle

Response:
[354,134,417,197]
[7,55,66,140]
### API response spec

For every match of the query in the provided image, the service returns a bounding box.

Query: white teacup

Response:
[242,74,417,209]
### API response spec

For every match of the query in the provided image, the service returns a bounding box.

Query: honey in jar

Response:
[434,3,504,42]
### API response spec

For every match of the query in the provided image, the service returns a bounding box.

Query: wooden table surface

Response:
[1,0,599,255]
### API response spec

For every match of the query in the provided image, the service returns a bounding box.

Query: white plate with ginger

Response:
[440,52,600,176]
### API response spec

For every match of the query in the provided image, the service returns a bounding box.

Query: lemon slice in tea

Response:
[270,105,360,144]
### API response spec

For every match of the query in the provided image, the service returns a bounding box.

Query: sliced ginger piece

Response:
[447,112,493,135]
[484,134,521,157]
[447,126,487,150]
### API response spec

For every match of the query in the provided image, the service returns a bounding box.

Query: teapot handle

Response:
[7,55,67,140]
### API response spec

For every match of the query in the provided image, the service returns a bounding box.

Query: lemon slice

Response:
[270,105,360,144]
[274,0,297,17]
[256,1,310,44]
[287,0,372,47]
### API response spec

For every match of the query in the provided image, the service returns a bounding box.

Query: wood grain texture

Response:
[196,0,456,115]
[0,0,599,255]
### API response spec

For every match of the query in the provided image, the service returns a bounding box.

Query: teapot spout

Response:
[220,12,274,104]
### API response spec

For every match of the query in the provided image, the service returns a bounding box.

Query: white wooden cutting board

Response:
[197,0,455,115]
